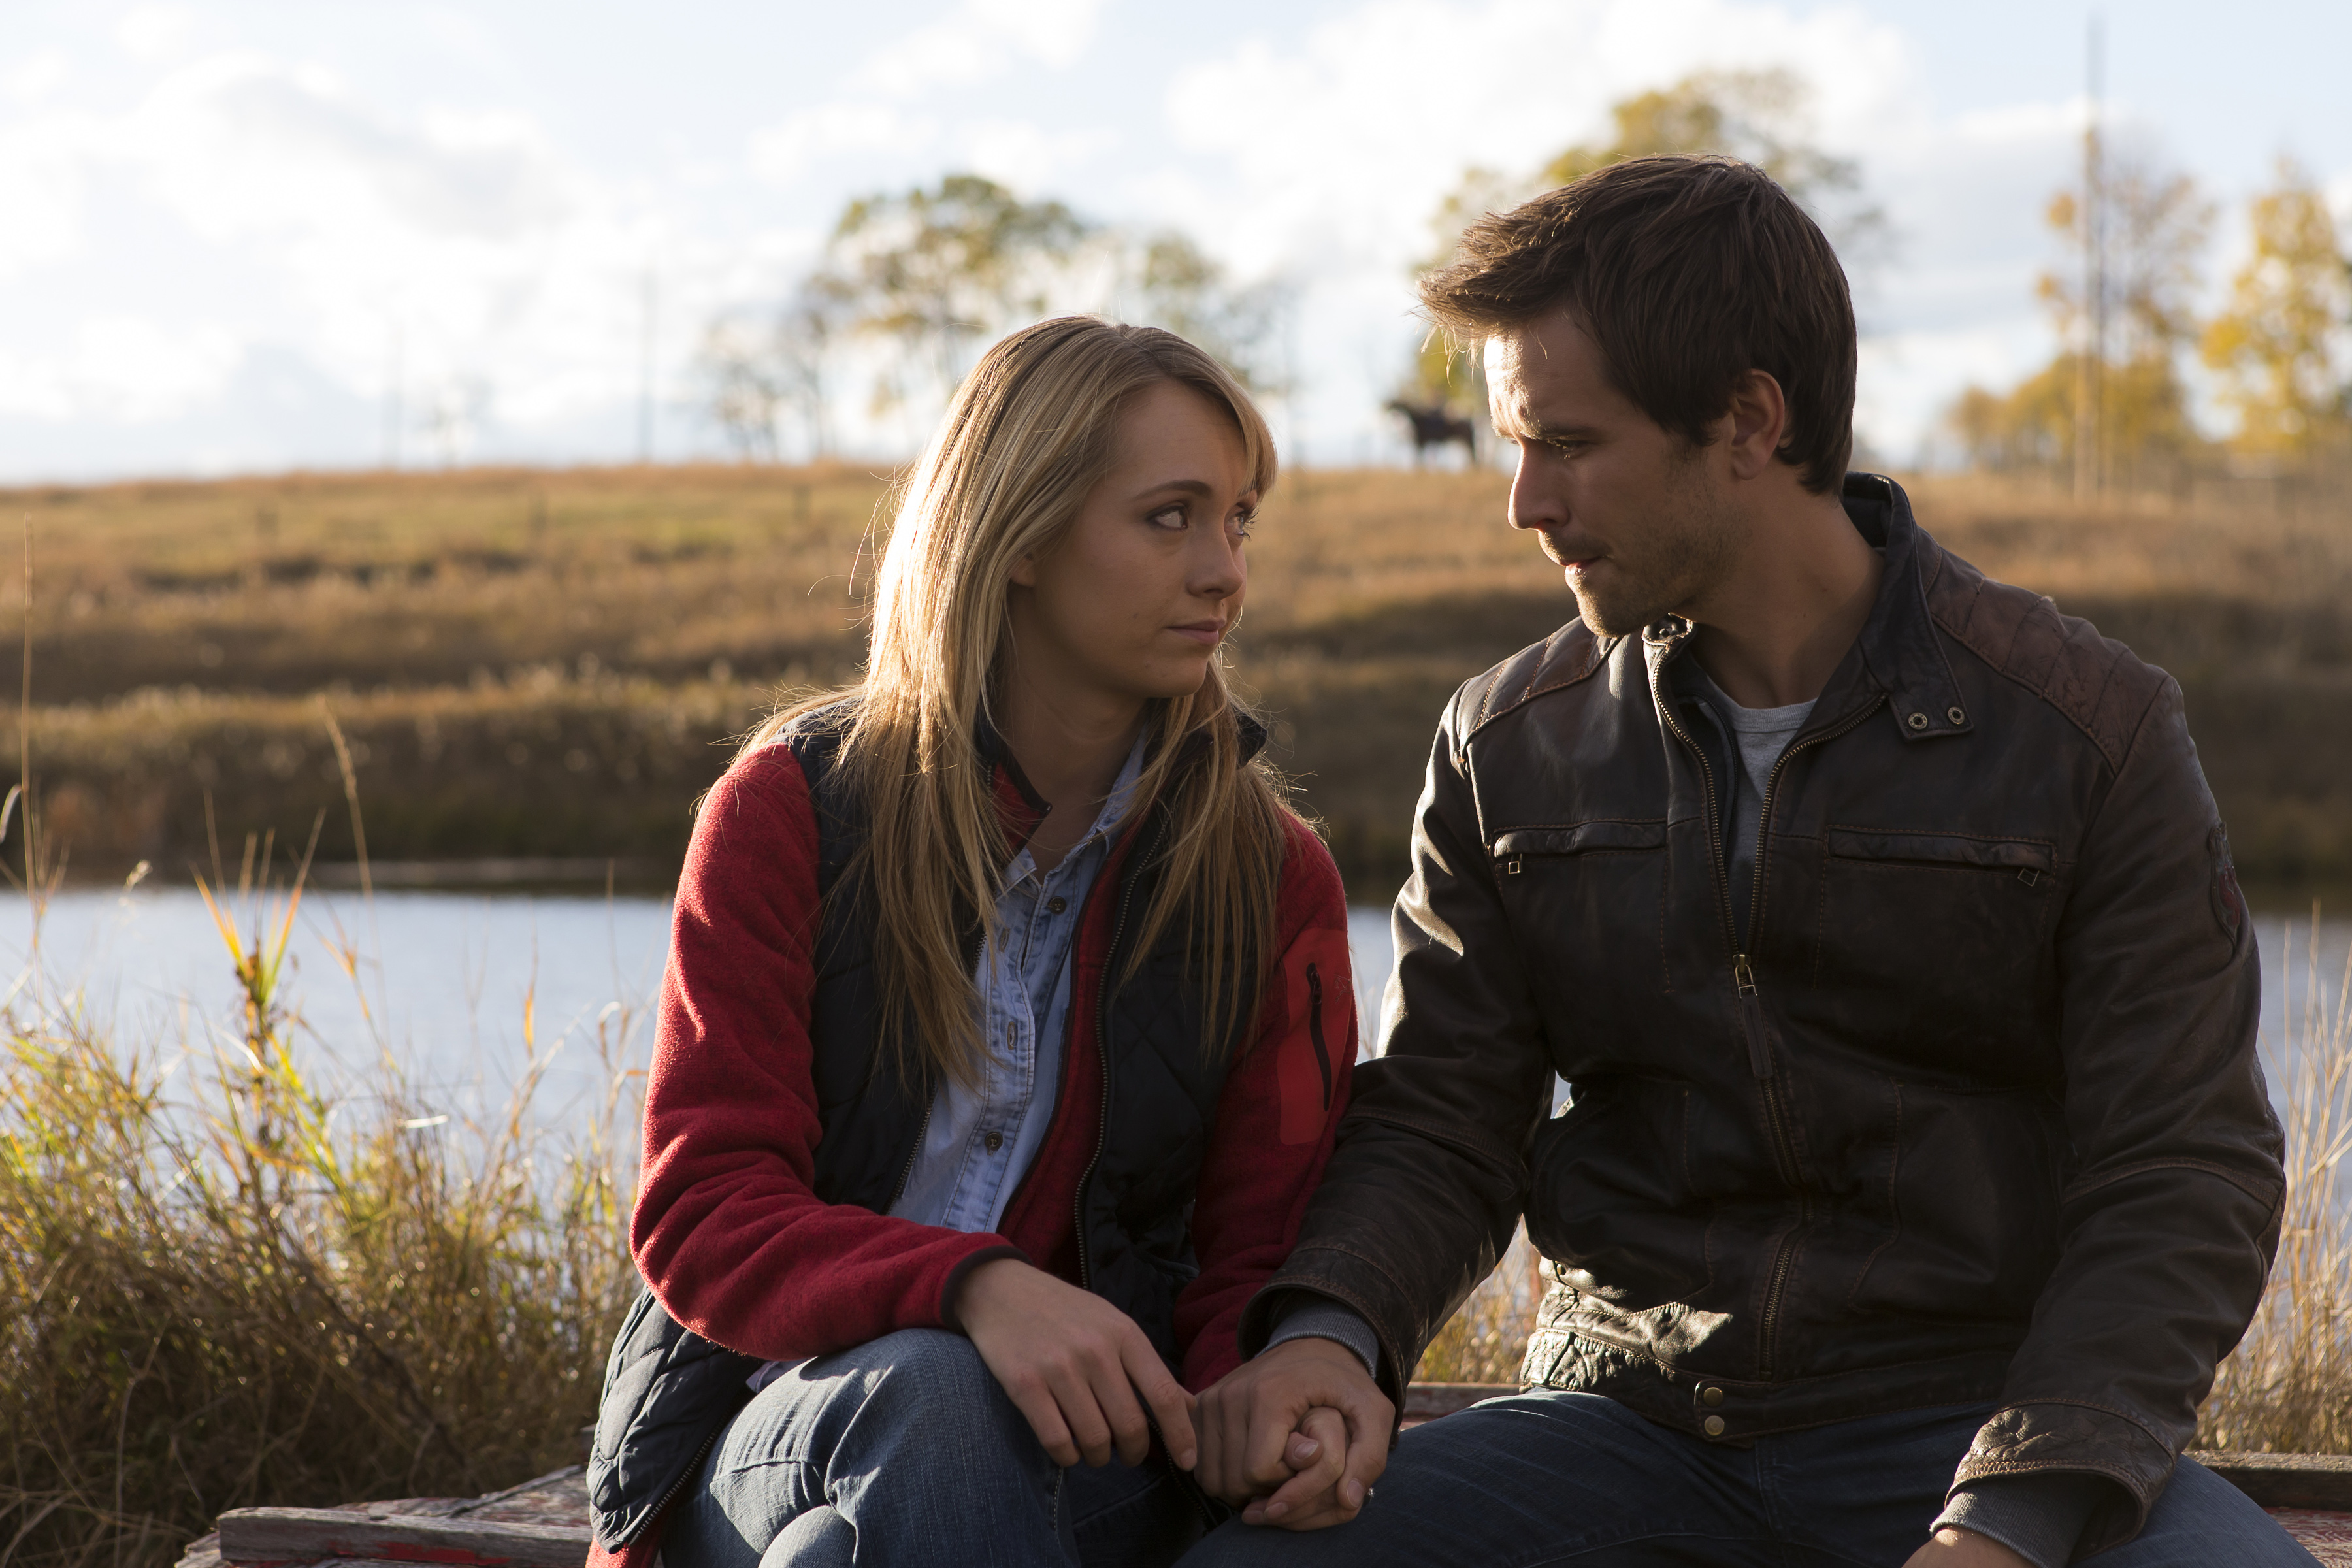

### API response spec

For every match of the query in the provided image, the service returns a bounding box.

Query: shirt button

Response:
[1046,896,1067,915]
[1703,1414,1726,1437]
[1702,1386,1725,1408]
[984,1130,1004,1153]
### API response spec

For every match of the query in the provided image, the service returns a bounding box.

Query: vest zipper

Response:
[629,1418,728,1548]
[1073,813,1165,1290]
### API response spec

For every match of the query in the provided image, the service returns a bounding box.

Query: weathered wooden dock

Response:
[175,1386,2352,1567]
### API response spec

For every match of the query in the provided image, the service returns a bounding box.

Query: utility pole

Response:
[384,319,403,471]
[637,264,657,465]
[2073,14,2107,502]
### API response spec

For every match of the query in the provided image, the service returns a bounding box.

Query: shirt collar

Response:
[1002,728,1149,890]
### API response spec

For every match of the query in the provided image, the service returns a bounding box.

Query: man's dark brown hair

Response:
[1420,154,1856,493]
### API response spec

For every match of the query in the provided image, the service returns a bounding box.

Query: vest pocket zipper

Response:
[1305,961,1334,1111]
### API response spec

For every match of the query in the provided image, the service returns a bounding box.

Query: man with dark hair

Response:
[1184,156,2304,1566]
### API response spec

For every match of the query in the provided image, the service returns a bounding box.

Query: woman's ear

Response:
[1009,553,1039,588]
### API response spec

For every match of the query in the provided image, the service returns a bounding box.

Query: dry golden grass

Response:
[3,461,2349,889]
[2198,914,2352,1453]
[0,849,640,1568]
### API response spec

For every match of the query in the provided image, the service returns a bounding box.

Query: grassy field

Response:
[1,461,2347,1561]
[5,461,2350,894]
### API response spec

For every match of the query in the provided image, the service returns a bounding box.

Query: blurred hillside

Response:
[3,463,2348,895]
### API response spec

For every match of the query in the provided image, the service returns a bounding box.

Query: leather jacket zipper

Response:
[1733,694,1881,1375]
[1648,626,1883,1380]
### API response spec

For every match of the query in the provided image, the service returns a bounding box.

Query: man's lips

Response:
[1537,531,1602,571]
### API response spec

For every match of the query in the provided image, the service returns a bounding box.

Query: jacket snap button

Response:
[1703,1414,1726,1437]
[1946,706,1966,726]
[1906,711,1929,730]
[1046,896,1067,915]
[1702,1386,1725,1407]
[984,1130,1004,1153]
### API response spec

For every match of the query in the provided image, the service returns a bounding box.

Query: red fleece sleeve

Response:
[1171,821,1357,1391]
[629,745,1017,1362]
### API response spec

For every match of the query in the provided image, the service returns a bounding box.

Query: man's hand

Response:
[1902,1527,2035,1567]
[955,1257,1198,1471]
[1196,1336,1392,1529]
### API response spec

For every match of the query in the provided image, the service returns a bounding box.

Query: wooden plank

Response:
[2200,1452,2352,1511]
[216,1507,589,1568]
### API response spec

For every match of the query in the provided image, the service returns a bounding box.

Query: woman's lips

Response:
[1168,621,1226,645]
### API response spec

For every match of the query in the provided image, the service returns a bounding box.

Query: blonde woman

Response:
[586,319,1365,1568]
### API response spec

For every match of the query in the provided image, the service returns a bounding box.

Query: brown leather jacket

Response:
[1243,474,2282,1552]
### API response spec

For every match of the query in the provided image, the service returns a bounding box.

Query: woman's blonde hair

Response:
[742,316,1301,1091]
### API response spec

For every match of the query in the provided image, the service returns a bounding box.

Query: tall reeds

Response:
[0,847,642,1568]
[2198,913,2352,1453]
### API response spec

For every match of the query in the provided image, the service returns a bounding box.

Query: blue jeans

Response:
[1180,1392,2315,1566]
[662,1328,1208,1568]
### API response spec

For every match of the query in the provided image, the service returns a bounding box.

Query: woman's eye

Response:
[1146,504,1187,530]
[1231,510,1256,540]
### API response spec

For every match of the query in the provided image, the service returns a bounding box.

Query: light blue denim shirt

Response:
[887,732,1147,1235]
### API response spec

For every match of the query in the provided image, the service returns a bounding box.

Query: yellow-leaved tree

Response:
[1403,70,1884,423]
[2200,158,2352,463]
[1945,148,2214,493]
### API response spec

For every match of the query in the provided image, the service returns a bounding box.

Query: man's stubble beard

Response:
[1563,455,1742,639]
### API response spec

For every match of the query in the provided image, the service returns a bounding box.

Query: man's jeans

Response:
[662,1328,1206,1568]
[1180,1391,2316,1567]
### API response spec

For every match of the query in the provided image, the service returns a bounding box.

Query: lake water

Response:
[5,887,2345,1132]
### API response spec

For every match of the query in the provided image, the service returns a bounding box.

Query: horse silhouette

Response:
[1386,399,1477,465]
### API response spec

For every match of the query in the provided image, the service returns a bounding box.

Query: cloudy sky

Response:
[2,0,2347,482]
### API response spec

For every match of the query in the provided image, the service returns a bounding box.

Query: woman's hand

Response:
[1195,1337,1390,1527]
[955,1256,1200,1471]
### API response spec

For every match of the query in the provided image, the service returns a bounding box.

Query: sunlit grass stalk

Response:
[0,864,643,1568]
[2198,912,2352,1452]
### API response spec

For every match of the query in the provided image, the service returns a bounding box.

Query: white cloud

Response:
[112,5,199,61]
[853,0,1104,97]
[748,103,939,187]
[6,50,73,104]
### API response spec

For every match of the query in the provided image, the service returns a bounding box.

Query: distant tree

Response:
[1946,145,2214,491]
[2200,158,2352,460]
[1407,70,1884,423]
[698,316,782,462]
[1539,70,1885,255]
[1124,231,1293,396]
[695,275,852,463]
[829,174,1094,413]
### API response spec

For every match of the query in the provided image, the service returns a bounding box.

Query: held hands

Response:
[1902,1528,2035,1568]
[1196,1335,1393,1530]
[954,1257,1198,1470]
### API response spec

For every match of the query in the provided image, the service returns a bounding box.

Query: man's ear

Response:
[1724,369,1789,481]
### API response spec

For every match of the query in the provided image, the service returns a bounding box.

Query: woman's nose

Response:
[1190,527,1247,600]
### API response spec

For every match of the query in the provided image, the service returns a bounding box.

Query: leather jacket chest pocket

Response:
[1495,821,1669,1028]
[1811,828,2061,1061]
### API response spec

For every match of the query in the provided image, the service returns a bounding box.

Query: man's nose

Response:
[1506,442,1561,533]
